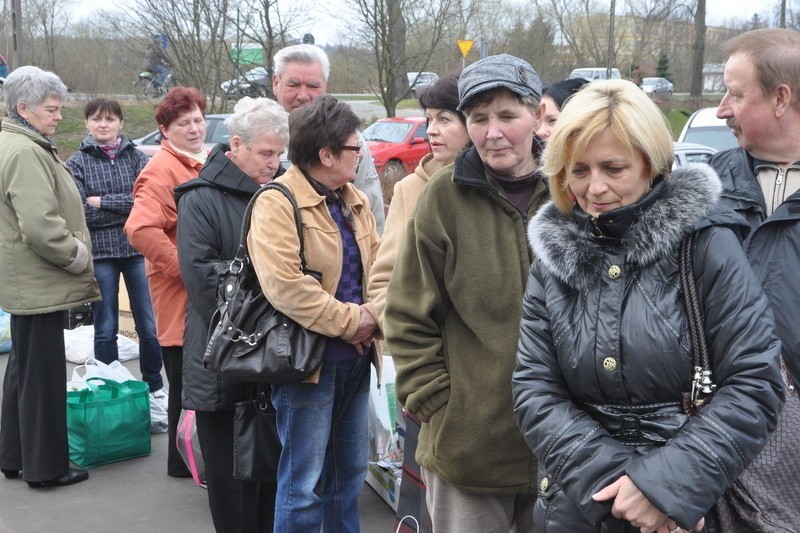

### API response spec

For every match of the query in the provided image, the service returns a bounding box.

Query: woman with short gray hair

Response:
[0,66,100,488]
[175,96,289,532]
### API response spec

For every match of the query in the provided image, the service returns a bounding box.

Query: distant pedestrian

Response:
[0,66,100,488]
[66,98,165,404]
[631,65,642,87]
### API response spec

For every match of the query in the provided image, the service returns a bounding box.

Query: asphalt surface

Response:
[0,352,396,533]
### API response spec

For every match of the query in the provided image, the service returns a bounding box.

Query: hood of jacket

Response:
[174,143,285,204]
[528,163,742,288]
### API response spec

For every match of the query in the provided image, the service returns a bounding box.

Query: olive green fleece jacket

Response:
[385,145,548,494]
[0,118,100,314]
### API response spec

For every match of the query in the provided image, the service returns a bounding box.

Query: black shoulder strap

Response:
[235,181,309,272]
[680,232,716,415]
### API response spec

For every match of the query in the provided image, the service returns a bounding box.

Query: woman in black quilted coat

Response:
[512,80,784,533]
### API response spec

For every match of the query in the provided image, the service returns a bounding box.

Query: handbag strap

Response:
[679,233,716,415]
[233,181,310,275]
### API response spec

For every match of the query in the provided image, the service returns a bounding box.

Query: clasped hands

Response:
[592,475,705,533]
[347,305,377,356]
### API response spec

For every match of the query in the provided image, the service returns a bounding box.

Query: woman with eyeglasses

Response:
[248,95,380,531]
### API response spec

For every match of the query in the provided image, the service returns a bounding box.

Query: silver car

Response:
[641,77,673,100]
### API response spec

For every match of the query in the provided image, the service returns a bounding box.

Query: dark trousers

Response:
[195,410,277,533]
[0,312,70,482]
[161,345,191,477]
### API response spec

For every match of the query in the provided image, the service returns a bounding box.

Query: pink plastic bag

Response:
[176,409,206,488]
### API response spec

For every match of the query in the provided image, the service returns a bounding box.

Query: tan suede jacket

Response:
[367,154,444,335]
[248,164,381,352]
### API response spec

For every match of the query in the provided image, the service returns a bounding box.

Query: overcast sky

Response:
[73,0,776,46]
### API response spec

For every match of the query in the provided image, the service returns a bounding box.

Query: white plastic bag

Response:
[0,309,11,353]
[63,325,140,364]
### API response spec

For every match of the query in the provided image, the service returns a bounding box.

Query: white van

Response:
[568,68,621,82]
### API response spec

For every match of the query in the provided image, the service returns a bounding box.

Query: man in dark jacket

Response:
[710,28,800,388]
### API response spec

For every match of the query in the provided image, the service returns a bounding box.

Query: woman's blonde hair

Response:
[542,79,674,213]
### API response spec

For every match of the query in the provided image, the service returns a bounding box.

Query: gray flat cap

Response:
[457,54,542,111]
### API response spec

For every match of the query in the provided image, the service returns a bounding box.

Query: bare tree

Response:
[228,0,308,78]
[346,0,453,117]
[25,0,74,71]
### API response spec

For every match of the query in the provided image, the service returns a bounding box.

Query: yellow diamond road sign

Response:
[457,40,474,59]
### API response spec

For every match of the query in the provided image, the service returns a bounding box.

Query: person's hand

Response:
[86,196,101,208]
[349,306,378,345]
[593,475,667,531]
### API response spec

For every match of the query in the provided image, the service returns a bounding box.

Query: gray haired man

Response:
[272,44,386,234]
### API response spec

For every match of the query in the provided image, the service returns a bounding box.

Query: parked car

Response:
[568,67,621,82]
[406,72,438,98]
[220,67,273,100]
[642,77,673,100]
[132,114,232,157]
[673,141,717,170]
[677,107,738,153]
[363,117,430,202]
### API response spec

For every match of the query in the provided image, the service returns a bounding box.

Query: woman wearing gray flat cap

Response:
[385,54,548,531]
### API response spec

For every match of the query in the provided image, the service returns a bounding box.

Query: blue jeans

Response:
[153,64,169,87]
[272,357,370,533]
[92,256,163,392]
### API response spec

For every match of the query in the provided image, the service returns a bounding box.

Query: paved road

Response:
[0,353,396,533]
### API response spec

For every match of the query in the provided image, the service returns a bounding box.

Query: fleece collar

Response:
[528,164,722,288]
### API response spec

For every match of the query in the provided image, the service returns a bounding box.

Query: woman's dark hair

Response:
[288,95,361,169]
[418,71,465,124]
[154,87,206,128]
[84,98,123,120]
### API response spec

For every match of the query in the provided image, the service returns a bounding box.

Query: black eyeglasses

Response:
[341,145,362,152]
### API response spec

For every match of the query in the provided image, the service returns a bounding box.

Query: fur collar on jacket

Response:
[528,163,722,288]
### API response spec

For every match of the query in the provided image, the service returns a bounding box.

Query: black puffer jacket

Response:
[512,164,784,531]
[175,144,282,411]
[711,147,800,389]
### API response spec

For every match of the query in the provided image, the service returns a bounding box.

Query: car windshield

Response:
[363,121,413,143]
[682,127,739,152]
[642,78,658,86]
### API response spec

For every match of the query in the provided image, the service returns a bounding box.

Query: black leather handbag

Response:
[203,182,327,384]
[233,387,280,481]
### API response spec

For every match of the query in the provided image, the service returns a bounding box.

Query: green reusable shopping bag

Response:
[66,377,151,469]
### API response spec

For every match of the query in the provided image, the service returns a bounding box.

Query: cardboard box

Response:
[118,310,139,342]
[119,278,131,313]
[365,461,401,512]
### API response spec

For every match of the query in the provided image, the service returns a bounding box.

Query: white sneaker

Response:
[151,388,169,411]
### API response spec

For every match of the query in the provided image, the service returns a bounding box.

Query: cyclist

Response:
[144,35,171,89]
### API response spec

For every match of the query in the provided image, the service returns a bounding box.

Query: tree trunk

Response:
[689,0,705,99]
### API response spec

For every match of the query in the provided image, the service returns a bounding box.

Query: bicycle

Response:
[133,69,174,99]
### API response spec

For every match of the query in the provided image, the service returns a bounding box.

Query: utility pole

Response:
[11,0,24,68]
[606,0,615,80]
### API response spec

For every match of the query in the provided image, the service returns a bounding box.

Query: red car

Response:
[363,117,430,203]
